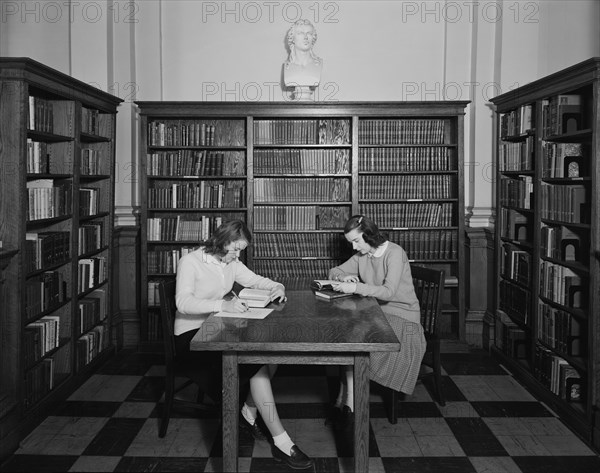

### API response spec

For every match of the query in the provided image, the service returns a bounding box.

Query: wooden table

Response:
[190,288,400,472]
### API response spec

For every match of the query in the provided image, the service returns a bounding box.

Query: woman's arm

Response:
[233,261,286,301]
[354,248,409,301]
[175,255,223,314]
[328,254,360,281]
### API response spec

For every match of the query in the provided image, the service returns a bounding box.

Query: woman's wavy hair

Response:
[200,219,251,258]
[344,215,387,249]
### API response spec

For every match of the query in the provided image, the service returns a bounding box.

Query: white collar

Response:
[368,241,388,258]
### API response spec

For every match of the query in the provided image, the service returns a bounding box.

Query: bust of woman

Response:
[283,19,323,100]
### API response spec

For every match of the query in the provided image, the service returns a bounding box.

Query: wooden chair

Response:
[387,265,445,424]
[157,279,219,437]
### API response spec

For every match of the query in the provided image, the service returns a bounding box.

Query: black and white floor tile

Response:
[2,345,599,473]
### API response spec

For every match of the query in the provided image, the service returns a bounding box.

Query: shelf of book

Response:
[491,57,600,449]
[136,101,468,343]
[0,57,122,457]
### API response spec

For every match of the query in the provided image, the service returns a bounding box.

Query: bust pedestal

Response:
[283,61,322,102]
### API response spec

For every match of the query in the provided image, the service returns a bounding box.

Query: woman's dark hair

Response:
[344,215,387,248]
[200,219,251,257]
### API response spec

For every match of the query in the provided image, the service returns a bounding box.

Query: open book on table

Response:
[310,280,353,300]
[238,288,271,308]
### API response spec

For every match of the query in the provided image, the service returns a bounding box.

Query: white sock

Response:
[273,431,294,455]
[241,403,257,425]
[345,370,354,412]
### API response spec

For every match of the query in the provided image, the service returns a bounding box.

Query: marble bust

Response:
[283,19,322,100]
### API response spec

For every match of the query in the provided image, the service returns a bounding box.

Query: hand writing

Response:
[223,299,248,313]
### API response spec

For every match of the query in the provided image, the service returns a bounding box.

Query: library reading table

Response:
[190,287,401,472]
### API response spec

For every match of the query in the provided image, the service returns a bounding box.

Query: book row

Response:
[28,96,57,134]
[78,222,104,256]
[359,146,453,172]
[79,187,101,217]
[81,107,112,137]
[148,180,246,209]
[358,203,454,228]
[81,148,103,176]
[359,174,455,200]
[499,137,534,172]
[500,209,529,241]
[78,257,106,293]
[253,232,348,258]
[499,105,533,138]
[27,139,51,174]
[75,324,108,370]
[146,150,246,177]
[26,180,72,221]
[147,215,241,242]
[496,313,527,360]
[542,94,584,138]
[499,280,530,325]
[254,178,350,203]
[539,260,585,309]
[501,244,531,286]
[253,119,350,145]
[148,119,246,147]
[24,315,61,367]
[78,288,107,335]
[540,225,587,263]
[537,302,584,358]
[358,119,447,145]
[534,344,583,403]
[254,148,350,174]
[542,142,584,178]
[24,231,71,273]
[254,258,342,280]
[500,176,533,209]
[147,247,196,274]
[145,309,164,341]
[23,358,55,409]
[386,230,458,260]
[253,206,349,231]
[25,271,68,320]
[540,183,587,224]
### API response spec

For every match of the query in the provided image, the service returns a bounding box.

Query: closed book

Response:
[314,289,352,300]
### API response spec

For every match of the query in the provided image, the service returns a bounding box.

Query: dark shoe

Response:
[240,415,267,441]
[336,405,354,432]
[325,404,341,427]
[271,444,313,470]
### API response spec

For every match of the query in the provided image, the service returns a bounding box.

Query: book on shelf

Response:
[237,288,271,308]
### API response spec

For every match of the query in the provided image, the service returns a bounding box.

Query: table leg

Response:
[222,352,239,472]
[354,353,369,473]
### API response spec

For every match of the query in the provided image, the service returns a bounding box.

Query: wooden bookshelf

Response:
[136,101,468,345]
[0,58,122,457]
[491,57,600,449]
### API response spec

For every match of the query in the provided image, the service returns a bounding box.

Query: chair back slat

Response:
[410,265,445,336]
[158,280,178,362]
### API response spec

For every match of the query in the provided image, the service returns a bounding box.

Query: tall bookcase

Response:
[0,58,122,456]
[491,58,600,448]
[136,101,468,345]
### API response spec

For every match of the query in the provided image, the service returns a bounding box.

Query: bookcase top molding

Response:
[490,57,600,110]
[0,57,123,110]
[134,101,470,118]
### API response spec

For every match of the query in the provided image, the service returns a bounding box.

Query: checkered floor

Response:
[2,344,600,472]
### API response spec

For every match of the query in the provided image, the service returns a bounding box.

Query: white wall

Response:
[2,0,599,226]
